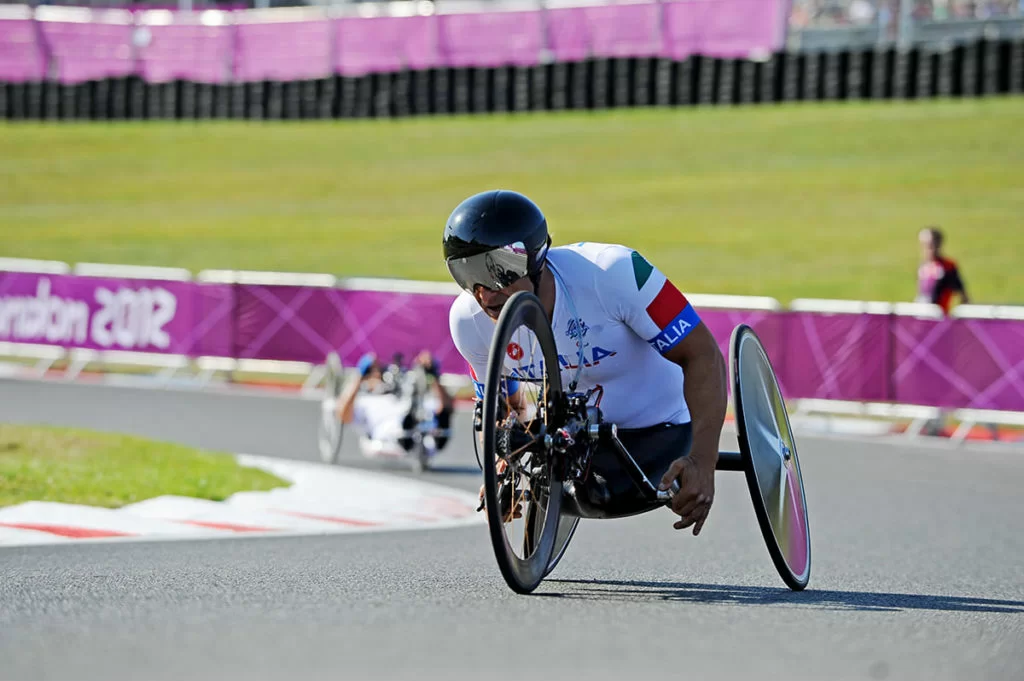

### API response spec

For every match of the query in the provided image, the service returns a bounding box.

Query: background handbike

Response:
[473,290,812,595]
[318,352,449,473]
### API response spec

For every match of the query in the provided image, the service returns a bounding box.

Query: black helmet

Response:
[443,190,551,293]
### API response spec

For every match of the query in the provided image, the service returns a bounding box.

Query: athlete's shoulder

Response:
[559,241,662,282]
[551,241,632,263]
[449,291,485,335]
[448,291,490,356]
[448,290,479,322]
[549,242,642,277]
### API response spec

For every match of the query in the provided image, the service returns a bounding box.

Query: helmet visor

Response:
[446,241,531,293]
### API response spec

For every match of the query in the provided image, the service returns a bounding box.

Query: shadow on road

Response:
[538,578,1024,614]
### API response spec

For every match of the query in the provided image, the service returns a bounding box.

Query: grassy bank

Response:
[0,424,288,508]
[1,98,1021,304]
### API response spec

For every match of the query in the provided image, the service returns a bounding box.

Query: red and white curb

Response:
[0,455,483,547]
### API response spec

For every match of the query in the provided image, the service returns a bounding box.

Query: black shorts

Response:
[433,407,452,450]
[563,421,693,520]
[399,406,453,452]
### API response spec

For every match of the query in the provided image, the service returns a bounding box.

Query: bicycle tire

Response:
[482,291,565,594]
[317,353,345,465]
[730,324,811,591]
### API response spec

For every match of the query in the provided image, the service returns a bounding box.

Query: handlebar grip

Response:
[656,480,681,502]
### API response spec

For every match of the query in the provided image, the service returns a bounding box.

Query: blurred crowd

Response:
[790,0,1024,28]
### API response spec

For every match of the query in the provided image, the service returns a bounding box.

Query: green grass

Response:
[0,423,289,508]
[1,98,1022,304]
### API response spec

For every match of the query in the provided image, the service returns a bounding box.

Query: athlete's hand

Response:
[477,484,522,520]
[659,455,715,536]
[476,458,522,521]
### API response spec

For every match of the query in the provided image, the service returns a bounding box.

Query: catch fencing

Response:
[3,1,1022,121]
[0,0,787,83]
[2,258,1022,440]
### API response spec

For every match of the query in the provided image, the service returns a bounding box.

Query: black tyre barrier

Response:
[8,83,23,120]
[781,52,799,101]
[3,38,1021,122]
[1010,40,1024,93]
[591,59,607,109]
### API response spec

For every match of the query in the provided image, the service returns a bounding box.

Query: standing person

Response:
[917,226,970,316]
[915,226,972,437]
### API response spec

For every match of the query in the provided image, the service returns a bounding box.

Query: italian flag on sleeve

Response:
[631,251,702,354]
[469,364,485,400]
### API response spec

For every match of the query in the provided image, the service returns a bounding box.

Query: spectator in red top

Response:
[916,226,970,315]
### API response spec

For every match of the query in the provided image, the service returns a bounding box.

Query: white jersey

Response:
[351,390,441,458]
[352,392,411,444]
[449,242,702,429]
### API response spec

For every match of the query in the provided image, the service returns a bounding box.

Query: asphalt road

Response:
[1,377,1022,681]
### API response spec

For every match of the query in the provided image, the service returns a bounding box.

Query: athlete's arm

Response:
[471,369,527,418]
[663,323,726,471]
[336,373,363,425]
[598,245,727,535]
[415,351,455,414]
[506,384,530,416]
[658,321,728,535]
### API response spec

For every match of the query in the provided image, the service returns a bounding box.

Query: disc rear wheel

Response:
[544,515,580,577]
[730,324,811,591]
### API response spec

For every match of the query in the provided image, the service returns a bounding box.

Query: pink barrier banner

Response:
[37,14,135,84]
[335,15,439,76]
[544,7,590,62]
[0,18,46,82]
[662,0,784,60]
[781,312,891,403]
[3,2,792,83]
[136,19,233,84]
[330,290,462,375]
[233,285,344,363]
[0,272,233,357]
[231,285,463,374]
[697,307,788,395]
[231,285,791,394]
[892,316,1024,412]
[190,282,235,358]
[4,269,1020,413]
[437,10,544,68]
[582,2,663,59]
[233,18,332,82]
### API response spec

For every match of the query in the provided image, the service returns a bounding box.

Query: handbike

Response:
[317,352,451,473]
[474,291,811,595]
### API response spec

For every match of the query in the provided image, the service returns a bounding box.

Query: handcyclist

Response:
[444,189,728,536]
[335,350,454,461]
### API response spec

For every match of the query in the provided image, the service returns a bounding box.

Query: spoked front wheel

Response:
[481,291,565,594]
